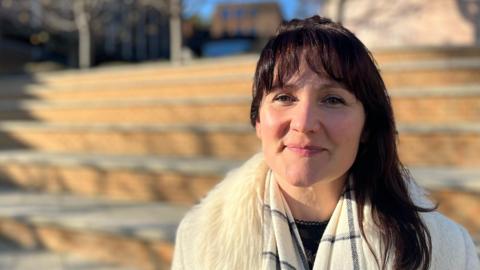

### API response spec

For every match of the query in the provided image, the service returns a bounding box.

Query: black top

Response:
[294,219,329,270]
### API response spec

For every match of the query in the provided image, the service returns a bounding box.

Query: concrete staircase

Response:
[0,48,479,269]
[0,236,137,270]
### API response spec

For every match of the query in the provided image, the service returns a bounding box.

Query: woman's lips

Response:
[285,145,326,156]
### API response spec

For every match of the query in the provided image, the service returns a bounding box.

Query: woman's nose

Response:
[290,101,321,133]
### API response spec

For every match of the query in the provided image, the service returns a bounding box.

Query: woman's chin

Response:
[278,170,346,189]
[281,172,324,188]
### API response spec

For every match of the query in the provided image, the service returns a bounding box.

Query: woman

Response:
[172,16,479,270]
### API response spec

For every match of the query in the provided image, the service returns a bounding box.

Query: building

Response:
[211,2,283,39]
[322,0,480,47]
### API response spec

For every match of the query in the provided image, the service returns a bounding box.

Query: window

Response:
[222,9,229,19]
[236,8,244,18]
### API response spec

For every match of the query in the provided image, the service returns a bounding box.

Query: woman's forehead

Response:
[272,59,341,88]
[274,68,338,87]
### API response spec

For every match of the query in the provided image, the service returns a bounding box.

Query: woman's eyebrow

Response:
[270,81,346,92]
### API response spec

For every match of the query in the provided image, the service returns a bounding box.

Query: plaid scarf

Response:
[261,170,380,270]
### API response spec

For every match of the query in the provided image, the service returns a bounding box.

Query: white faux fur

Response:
[172,154,480,270]
[173,153,267,269]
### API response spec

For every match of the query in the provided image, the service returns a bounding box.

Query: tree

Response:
[457,0,480,44]
[32,0,112,69]
[0,0,173,68]
[169,0,182,63]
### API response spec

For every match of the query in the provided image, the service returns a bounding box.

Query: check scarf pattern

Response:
[261,171,364,270]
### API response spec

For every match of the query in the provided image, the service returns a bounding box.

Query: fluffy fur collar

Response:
[186,153,267,269]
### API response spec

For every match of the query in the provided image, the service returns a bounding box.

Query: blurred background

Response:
[0,0,478,269]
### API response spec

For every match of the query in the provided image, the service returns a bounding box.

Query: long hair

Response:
[250,16,435,270]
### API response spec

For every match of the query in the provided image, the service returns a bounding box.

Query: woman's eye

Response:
[273,94,295,103]
[323,96,346,106]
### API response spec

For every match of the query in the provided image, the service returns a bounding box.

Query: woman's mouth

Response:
[285,145,326,157]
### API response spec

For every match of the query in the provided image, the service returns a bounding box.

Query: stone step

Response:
[0,237,137,270]
[0,122,478,166]
[0,96,252,124]
[0,188,188,270]
[2,58,480,101]
[0,149,477,202]
[397,123,480,166]
[373,46,480,63]
[0,84,478,124]
[0,122,259,158]
[390,84,480,124]
[1,75,253,101]
[30,56,258,86]
[4,47,477,89]
[0,150,238,204]
[381,58,480,88]
[409,167,480,192]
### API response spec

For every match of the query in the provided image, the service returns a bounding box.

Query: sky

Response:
[183,0,322,21]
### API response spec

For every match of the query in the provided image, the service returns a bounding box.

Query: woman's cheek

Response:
[269,109,292,135]
[324,111,364,140]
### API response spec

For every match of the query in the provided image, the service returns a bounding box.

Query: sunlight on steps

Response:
[0,47,478,269]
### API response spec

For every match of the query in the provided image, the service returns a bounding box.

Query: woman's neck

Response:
[276,174,347,222]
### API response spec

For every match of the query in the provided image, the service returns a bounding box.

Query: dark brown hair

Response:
[250,16,435,270]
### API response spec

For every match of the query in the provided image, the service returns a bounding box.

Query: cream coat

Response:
[172,154,480,270]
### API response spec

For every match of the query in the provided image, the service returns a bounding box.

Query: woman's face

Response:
[256,63,366,188]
